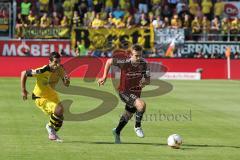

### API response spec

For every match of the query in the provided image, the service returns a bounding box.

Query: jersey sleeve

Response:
[25,65,50,77]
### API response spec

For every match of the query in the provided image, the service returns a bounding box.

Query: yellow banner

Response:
[22,27,70,39]
[72,27,154,51]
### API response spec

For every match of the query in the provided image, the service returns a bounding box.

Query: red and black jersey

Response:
[113,58,150,95]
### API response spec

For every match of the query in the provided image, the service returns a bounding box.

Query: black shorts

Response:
[119,92,139,113]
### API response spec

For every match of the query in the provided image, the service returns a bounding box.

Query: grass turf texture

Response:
[0,78,240,160]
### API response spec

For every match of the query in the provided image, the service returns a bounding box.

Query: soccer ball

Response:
[167,134,183,149]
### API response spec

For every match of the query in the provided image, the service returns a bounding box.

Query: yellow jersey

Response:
[119,0,127,9]
[221,20,229,34]
[28,15,36,25]
[152,0,161,5]
[91,18,104,28]
[201,0,213,14]
[26,65,65,101]
[39,0,49,12]
[189,2,199,16]
[40,17,51,27]
[191,19,201,33]
[214,2,224,17]
[105,0,113,7]
[230,19,239,33]
[202,19,211,32]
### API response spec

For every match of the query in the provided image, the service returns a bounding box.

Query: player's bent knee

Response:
[135,99,146,112]
[55,104,64,116]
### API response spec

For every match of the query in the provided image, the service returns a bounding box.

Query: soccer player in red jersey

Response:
[98,44,150,143]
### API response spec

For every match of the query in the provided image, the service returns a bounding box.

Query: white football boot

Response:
[134,127,145,138]
[46,124,63,142]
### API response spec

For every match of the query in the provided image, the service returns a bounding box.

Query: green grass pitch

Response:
[0,78,240,160]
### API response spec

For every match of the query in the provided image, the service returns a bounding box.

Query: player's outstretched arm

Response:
[20,70,29,100]
[98,58,113,86]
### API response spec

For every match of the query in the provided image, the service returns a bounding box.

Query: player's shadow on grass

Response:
[65,141,240,149]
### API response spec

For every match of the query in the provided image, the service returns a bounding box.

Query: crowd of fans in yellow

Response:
[16,0,239,41]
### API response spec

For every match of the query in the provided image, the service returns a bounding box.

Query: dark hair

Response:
[49,52,60,61]
[131,44,143,52]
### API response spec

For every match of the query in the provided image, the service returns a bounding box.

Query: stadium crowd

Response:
[16,0,239,37]
[15,0,240,58]
[16,0,240,37]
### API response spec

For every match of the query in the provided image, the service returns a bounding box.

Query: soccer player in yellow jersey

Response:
[20,52,70,142]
